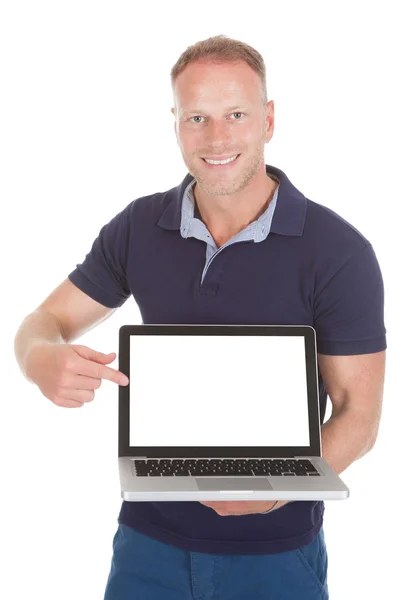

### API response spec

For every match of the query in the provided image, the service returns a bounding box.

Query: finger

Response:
[76,358,129,386]
[58,374,102,390]
[71,375,102,390]
[54,398,85,408]
[58,387,95,403]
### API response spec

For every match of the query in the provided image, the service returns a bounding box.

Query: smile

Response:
[202,154,241,167]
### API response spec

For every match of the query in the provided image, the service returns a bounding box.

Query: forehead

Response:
[174,60,262,108]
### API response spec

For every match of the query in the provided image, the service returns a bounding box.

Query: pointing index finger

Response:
[100,364,129,385]
[79,358,129,386]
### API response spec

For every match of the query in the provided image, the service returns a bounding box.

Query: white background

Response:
[1,1,412,598]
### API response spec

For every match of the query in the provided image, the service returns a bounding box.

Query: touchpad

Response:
[196,478,272,491]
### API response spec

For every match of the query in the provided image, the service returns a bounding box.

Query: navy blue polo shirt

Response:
[68,164,387,555]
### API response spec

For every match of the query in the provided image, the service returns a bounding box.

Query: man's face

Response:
[172,60,274,197]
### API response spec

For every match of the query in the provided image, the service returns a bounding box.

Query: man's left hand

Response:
[199,500,291,516]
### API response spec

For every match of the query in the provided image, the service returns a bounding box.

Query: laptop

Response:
[118,324,349,502]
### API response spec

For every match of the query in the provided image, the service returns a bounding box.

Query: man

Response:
[15,35,386,599]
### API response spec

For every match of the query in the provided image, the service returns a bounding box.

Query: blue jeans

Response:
[104,523,329,599]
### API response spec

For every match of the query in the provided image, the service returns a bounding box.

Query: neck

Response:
[193,173,278,246]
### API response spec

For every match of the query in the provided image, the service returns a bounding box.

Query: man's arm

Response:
[14,278,117,380]
[317,350,386,474]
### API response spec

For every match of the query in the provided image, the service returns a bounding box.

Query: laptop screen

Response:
[129,335,310,448]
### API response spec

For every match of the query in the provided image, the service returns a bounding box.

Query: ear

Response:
[264,100,275,144]
[171,107,176,135]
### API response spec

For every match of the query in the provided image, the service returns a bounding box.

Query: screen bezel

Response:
[118,324,321,458]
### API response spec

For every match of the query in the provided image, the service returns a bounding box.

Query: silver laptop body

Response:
[118,324,349,502]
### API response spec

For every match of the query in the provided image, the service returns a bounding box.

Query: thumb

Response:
[73,346,117,363]
[99,351,117,363]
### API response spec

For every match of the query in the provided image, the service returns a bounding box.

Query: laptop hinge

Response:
[130,456,303,459]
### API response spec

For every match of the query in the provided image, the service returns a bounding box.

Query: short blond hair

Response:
[170,34,268,105]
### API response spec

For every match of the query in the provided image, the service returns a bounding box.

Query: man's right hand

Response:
[25,343,129,408]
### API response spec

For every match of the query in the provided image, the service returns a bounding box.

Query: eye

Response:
[189,113,245,123]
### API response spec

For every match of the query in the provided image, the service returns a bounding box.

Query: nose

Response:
[204,119,233,148]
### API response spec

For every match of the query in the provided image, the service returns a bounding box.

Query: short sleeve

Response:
[68,207,131,308]
[314,243,387,355]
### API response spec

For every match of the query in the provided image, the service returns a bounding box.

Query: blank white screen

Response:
[129,335,311,448]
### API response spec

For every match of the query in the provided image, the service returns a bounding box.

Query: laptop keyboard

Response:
[134,458,320,477]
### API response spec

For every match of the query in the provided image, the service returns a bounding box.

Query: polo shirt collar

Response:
[157,164,307,237]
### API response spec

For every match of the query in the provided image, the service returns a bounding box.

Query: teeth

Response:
[205,155,238,165]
